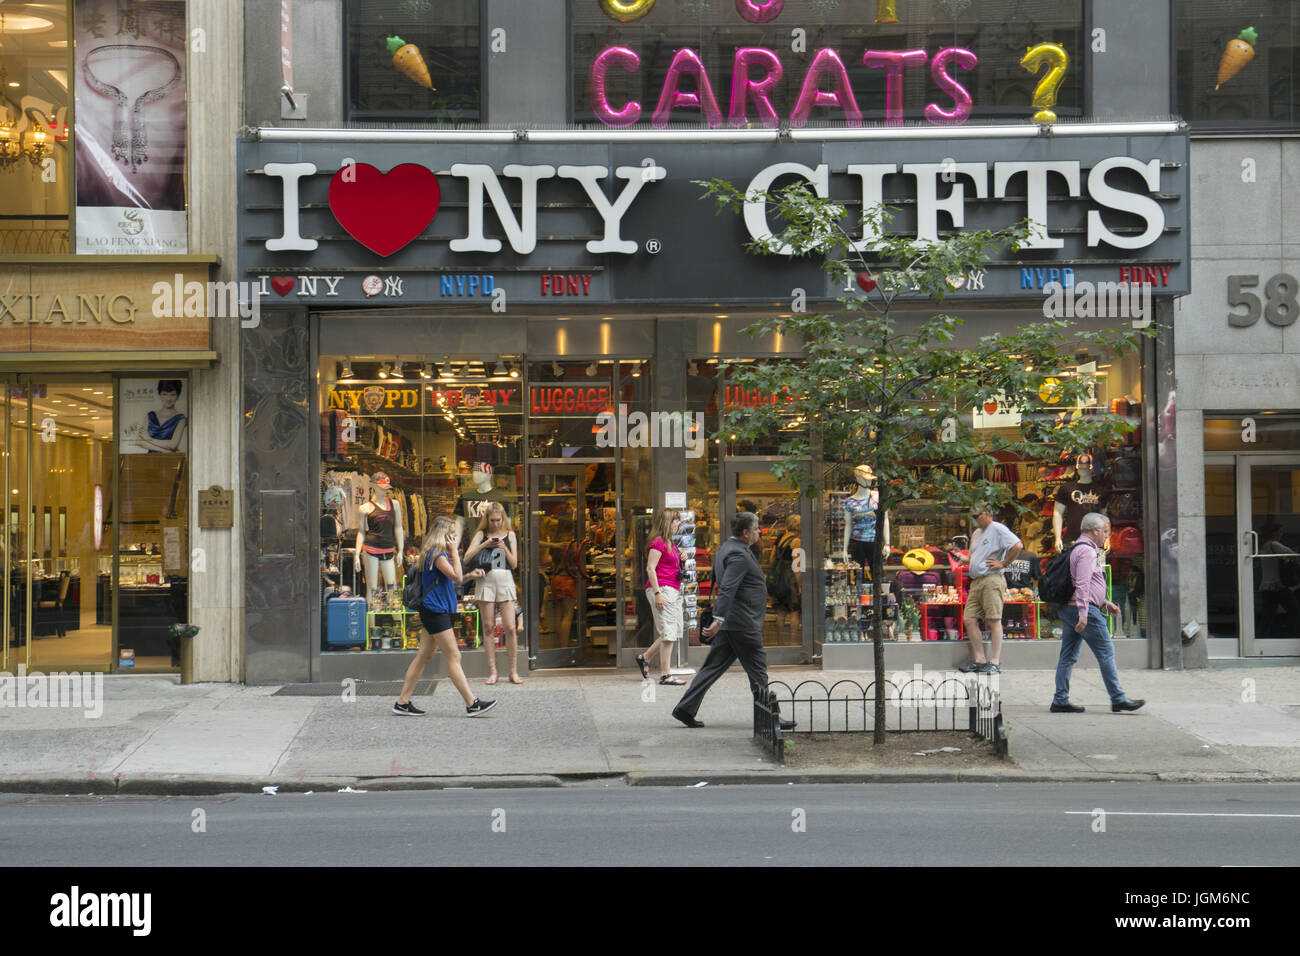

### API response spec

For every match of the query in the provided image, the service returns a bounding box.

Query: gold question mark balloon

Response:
[599,0,657,22]
[1020,42,1070,125]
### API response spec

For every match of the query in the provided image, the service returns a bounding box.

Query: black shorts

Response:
[419,609,454,634]
[848,538,879,567]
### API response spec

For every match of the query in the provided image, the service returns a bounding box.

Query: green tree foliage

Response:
[698,177,1153,742]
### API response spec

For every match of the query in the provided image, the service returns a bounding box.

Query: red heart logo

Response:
[328,163,440,257]
[271,276,295,296]
[856,272,877,292]
[984,400,999,415]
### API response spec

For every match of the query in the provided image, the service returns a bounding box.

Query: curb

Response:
[3,769,1299,796]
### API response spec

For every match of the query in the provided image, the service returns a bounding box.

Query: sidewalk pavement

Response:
[1,664,1297,793]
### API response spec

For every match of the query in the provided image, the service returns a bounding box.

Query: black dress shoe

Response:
[1050,702,1085,713]
[672,708,705,728]
[778,718,796,731]
[1111,698,1146,713]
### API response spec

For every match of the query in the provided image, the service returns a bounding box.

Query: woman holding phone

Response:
[463,503,522,685]
[393,515,497,717]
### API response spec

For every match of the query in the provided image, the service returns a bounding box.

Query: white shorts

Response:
[475,568,518,604]
[648,586,683,642]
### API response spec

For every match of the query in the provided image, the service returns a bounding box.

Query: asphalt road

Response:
[2,783,1297,867]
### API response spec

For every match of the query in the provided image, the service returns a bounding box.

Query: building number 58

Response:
[1227,273,1298,327]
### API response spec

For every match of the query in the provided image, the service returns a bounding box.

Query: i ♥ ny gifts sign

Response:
[238,135,1188,306]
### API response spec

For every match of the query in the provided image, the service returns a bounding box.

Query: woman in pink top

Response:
[637,508,684,684]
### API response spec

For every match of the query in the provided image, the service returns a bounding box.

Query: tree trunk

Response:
[871,497,886,745]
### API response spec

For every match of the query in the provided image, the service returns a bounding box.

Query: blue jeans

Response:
[1055,605,1127,705]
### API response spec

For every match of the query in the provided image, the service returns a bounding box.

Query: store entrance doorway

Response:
[721,457,813,662]
[1238,456,1300,656]
[2,375,115,673]
[530,461,619,667]
[1206,453,1300,657]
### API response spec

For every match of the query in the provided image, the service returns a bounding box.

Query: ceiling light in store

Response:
[339,360,355,379]
[551,361,562,377]
[391,360,405,380]
[586,362,598,377]
[0,14,55,33]
[508,363,519,379]
[687,361,698,376]
[377,364,389,379]
[419,363,433,379]
[631,363,642,377]
[438,359,452,380]
[493,359,507,377]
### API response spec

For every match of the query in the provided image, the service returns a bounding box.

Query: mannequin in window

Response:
[356,472,403,594]
[842,464,889,572]
[1053,453,1107,551]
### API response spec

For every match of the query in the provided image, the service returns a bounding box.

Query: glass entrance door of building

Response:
[2,375,115,672]
[720,458,812,656]
[530,461,619,667]
[1238,456,1300,656]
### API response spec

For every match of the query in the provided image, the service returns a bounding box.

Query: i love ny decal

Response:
[328,163,442,257]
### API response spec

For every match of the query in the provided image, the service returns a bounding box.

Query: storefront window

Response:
[574,0,1084,128]
[117,377,188,671]
[3,378,116,670]
[0,1,70,254]
[818,344,1148,643]
[346,0,482,122]
[1177,1,1299,131]
[318,356,523,653]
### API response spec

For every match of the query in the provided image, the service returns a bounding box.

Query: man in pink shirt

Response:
[1051,512,1146,714]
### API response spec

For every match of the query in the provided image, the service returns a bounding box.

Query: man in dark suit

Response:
[672,512,794,730]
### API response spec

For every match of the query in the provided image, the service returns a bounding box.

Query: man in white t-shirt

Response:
[957,505,1023,675]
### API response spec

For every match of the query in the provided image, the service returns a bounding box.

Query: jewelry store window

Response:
[0,0,190,255]
[345,0,482,122]
[319,356,523,653]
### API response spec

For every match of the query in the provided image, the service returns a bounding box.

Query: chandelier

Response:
[0,14,18,172]
[0,13,55,173]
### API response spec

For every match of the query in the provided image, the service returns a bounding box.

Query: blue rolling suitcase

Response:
[326,596,367,649]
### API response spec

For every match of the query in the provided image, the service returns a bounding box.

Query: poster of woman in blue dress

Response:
[120,379,188,454]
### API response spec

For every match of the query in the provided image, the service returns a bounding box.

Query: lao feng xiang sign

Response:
[238,135,1188,304]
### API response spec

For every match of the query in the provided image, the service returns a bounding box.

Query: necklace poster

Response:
[74,0,187,254]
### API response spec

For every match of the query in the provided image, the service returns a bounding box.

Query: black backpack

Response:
[402,555,433,611]
[1038,541,1091,604]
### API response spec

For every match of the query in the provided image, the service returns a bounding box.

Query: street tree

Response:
[698,178,1152,743]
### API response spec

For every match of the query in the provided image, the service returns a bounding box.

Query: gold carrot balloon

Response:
[1216,26,1258,90]
[386,35,434,91]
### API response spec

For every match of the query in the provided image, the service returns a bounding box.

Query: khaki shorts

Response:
[647,586,683,642]
[963,574,1006,622]
[474,568,518,603]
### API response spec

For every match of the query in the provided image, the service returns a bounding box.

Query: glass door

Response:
[720,457,812,654]
[3,376,115,672]
[1239,455,1300,656]
[530,461,618,667]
